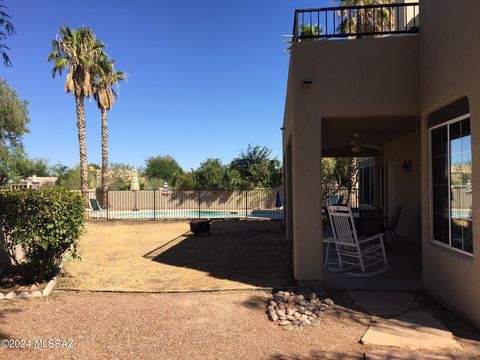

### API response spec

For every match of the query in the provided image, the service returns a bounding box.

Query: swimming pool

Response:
[90,209,283,220]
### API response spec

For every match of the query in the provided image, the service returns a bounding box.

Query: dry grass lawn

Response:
[59,219,294,292]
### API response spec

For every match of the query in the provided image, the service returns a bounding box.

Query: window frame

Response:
[429,113,473,257]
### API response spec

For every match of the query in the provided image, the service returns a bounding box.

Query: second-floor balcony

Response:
[292,2,419,42]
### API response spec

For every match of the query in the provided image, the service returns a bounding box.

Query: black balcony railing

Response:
[292,3,419,42]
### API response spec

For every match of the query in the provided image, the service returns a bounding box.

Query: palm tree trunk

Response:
[101,107,109,206]
[75,95,88,197]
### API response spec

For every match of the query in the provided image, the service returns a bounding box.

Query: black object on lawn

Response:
[190,219,211,236]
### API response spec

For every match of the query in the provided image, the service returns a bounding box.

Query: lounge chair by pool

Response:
[89,198,105,212]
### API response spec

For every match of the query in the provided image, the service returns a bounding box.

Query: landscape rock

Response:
[283,324,296,331]
[17,291,31,299]
[5,291,17,300]
[31,291,43,297]
[324,298,334,306]
[267,290,334,330]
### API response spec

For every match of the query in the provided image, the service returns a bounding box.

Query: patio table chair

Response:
[383,206,403,246]
[327,205,389,277]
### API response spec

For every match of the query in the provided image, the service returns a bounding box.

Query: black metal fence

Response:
[293,2,419,41]
[323,187,359,208]
[86,189,283,221]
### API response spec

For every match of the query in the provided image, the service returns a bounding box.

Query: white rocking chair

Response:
[327,205,389,277]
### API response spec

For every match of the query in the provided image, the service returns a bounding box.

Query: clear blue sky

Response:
[2,0,329,171]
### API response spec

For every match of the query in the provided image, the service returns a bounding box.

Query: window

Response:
[359,162,374,206]
[430,114,472,255]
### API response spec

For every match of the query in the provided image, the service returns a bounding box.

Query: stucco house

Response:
[11,175,58,190]
[282,0,480,326]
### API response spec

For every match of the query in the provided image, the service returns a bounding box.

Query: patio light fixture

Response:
[402,160,412,173]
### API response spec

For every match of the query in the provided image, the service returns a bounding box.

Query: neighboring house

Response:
[282,0,480,326]
[11,175,58,190]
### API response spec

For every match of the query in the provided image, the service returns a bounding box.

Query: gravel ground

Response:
[1,291,479,360]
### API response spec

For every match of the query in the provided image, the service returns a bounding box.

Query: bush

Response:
[0,188,85,282]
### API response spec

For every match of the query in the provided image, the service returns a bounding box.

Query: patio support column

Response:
[291,113,323,286]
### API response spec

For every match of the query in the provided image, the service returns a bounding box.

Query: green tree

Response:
[175,171,197,190]
[55,165,97,190]
[0,79,30,184]
[321,157,358,204]
[223,167,244,190]
[336,0,395,36]
[93,55,126,203]
[107,162,136,190]
[144,155,183,186]
[0,2,15,66]
[230,145,282,189]
[48,26,106,196]
[10,155,50,180]
[193,158,227,190]
[49,162,69,177]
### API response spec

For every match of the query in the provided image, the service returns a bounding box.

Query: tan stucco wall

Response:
[283,0,480,327]
[383,131,422,242]
[419,0,480,327]
[283,35,419,283]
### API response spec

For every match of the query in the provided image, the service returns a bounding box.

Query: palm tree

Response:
[48,26,105,196]
[93,55,126,205]
[0,3,15,66]
[336,0,395,37]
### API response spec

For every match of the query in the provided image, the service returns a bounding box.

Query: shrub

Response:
[0,188,85,282]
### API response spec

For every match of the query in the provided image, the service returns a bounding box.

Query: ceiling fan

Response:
[350,133,382,153]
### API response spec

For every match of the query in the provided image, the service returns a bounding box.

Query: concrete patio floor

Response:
[323,240,422,291]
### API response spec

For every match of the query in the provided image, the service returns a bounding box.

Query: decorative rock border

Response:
[0,248,72,301]
[267,289,334,330]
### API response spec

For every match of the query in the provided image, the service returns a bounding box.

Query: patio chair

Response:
[89,198,105,212]
[327,205,389,277]
[383,206,403,246]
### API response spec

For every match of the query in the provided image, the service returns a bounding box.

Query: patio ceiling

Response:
[322,116,420,157]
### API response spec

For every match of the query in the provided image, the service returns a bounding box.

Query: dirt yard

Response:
[58,220,294,292]
[1,290,480,360]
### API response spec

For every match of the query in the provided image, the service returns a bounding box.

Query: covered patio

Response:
[320,115,422,290]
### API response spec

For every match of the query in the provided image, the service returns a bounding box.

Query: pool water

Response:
[105,209,282,220]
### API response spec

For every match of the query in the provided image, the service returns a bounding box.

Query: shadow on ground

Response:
[148,219,295,288]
